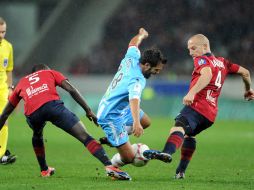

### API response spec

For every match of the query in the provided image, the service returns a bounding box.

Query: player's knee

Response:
[171,116,192,135]
[141,115,151,129]
[170,126,185,134]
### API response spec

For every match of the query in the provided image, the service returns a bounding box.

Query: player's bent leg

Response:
[140,112,151,129]
[117,141,135,164]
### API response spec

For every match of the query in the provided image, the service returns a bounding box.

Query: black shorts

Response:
[26,100,79,133]
[175,106,213,136]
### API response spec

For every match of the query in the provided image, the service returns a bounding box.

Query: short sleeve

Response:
[125,46,141,60]
[224,59,240,73]
[51,70,67,86]
[128,78,144,100]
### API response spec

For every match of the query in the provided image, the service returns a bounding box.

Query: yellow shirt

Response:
[0,39,13,90]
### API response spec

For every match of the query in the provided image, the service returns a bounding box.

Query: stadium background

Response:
[1,0,253,120]
[1,1,254,189]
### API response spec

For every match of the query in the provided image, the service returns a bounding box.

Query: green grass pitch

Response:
[1,114,253,190]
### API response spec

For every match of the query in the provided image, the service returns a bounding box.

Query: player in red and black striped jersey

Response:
[0,64,131,180]
[144,34,254,179]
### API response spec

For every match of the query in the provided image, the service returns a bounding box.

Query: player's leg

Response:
[26,110,54,177]
[111,141,135,167]
[143,106,196,162]
[175,135,196,179]
[50,101,131,180]
[175,117,213,179]
[0,93,16,165]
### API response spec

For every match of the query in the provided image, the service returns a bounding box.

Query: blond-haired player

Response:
[0,17,16,164]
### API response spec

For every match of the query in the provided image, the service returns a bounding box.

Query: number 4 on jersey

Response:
[215,70,222,88]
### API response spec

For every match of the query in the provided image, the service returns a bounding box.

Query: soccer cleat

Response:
[174,172,185,179]
[41,167,55,177]
[105,165,131,180]
[0,150,17,165]
[99,137,113,147]
[143,150,172,163]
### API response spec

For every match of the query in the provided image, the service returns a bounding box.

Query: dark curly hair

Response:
[31,64,50,73]
[140,48,167,67]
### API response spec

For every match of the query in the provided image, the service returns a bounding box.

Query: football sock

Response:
[163,131,184,154]
[32,136,48,171]
[83,136,112,166]
[176,137,196,173]
[0,125,8,158]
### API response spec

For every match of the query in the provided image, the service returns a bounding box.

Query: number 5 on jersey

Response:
[29,74,40,85]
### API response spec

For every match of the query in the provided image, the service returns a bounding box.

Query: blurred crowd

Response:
[69,0,254,75]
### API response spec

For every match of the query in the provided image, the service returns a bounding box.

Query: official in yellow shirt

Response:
[0,17,16,164]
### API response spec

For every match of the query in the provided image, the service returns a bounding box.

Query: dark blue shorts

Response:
[175,106,213,136]
[26,100,79,133]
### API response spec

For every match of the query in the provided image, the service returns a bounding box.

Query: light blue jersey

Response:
[97,46,146,147]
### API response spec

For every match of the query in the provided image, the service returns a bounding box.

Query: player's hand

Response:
[139,28,149,39]
[183,92,195,106]
[132,121,144,137]
[244,89,254,101]
[86,111,99,126]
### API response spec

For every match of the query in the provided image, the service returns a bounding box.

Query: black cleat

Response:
[143,150,172,163]
[99,137,113,147]
[0,150,17,165]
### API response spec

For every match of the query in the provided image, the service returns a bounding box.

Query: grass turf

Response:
[0,114,253,190]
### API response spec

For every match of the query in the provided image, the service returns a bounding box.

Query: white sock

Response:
[111,153,125,167]
[125,125,133,135]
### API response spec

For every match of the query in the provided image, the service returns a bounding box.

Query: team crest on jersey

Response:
[198,58,206,65]
[3,58,8,67]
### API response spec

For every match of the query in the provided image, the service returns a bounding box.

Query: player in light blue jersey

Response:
[97,28,170,177]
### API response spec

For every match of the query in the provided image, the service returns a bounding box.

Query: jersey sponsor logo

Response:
[26,84,49,98]
[198,58,206,65]
[211,59,225,69]
[206,90,216,106]
[3,58,8,67]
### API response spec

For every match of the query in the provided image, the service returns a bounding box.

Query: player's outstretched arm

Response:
[60,80,98,125]
[237,66,254,101]
[0,102,15,131]
[129,28,149,47]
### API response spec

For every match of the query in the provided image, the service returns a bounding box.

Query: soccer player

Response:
[0,17,16,164]
[143,34,254,179]
[96,28,170,174]
[0,64,130,180]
